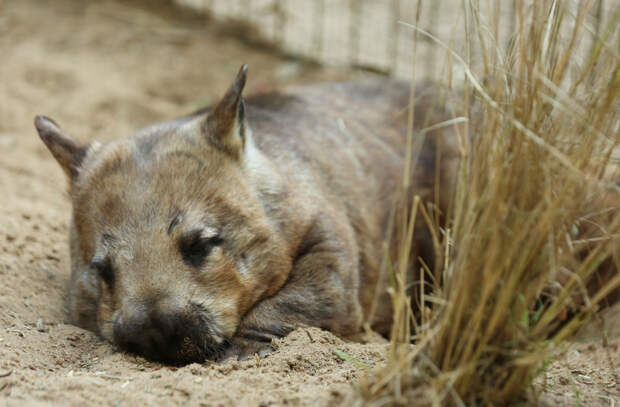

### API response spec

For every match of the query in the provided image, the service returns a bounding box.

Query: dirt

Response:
[0,1,617,406]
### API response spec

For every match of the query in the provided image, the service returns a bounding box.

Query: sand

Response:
[0,1,617,406]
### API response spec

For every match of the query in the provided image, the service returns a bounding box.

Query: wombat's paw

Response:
[219,337,274,362]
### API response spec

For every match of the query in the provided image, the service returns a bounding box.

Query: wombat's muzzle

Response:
[113,305,225,364]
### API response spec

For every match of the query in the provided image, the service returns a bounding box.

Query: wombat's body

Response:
[35,66,458,363]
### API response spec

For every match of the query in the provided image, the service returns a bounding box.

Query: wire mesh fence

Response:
[175,0,613,82]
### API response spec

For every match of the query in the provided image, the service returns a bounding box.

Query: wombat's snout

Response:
[113,304,220,364]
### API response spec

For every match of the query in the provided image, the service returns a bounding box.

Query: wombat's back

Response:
[243,79,460,328]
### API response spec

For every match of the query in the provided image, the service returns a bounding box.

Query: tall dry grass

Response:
[359,0,620,405]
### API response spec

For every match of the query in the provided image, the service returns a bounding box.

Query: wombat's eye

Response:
[178,230,223,268]
[91,258,115,286]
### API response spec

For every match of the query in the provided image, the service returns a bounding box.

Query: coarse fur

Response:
[35,65,460,364]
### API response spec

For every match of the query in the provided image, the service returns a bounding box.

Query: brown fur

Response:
[34,66,460,364]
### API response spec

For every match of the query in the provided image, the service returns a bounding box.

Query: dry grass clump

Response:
[358,0,620,405]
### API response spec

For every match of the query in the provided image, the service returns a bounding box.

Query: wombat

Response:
[35,65,460,364]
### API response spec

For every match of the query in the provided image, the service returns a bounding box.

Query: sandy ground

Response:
[0,1,617,406]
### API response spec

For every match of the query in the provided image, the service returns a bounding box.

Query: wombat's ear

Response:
[204,64,248,158]
[34,115,89,180]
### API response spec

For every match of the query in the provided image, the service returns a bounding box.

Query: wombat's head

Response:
[35,65,291,364]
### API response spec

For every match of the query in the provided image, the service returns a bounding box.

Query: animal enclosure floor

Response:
[0,1,617,406]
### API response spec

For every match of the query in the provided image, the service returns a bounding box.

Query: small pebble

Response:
[577,374,593,384]
[36,319,45,332]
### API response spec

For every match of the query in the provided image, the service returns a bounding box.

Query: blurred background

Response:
[178,0,613,80]
[0,0,613,137]
[180,0,437,78]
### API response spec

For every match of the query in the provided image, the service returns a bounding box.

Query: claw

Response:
[217,338,274,362]
[258,347,273,358]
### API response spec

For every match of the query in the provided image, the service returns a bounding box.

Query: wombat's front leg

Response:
[224,226,364,360]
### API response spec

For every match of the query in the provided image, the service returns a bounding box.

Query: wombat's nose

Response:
[113,307,185,360]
